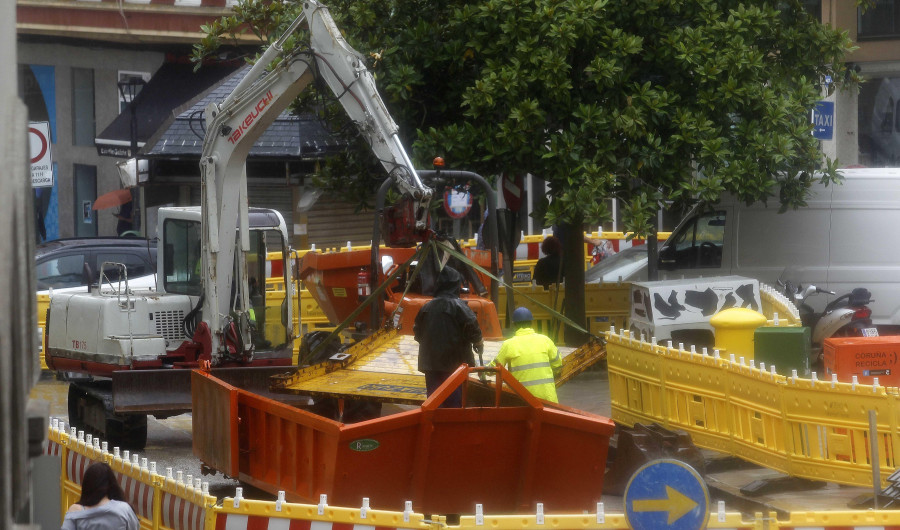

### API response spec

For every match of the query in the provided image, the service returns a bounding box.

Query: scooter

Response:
[779,280,877,366]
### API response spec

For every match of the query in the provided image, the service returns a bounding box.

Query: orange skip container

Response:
[192,365,614,514]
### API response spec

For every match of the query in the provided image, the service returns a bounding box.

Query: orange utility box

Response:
[824,336,900,386]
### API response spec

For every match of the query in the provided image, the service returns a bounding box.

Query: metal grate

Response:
[154,310,186,342]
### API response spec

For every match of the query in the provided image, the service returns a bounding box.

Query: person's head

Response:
[435,265,463,298]
[541,235,562,257]
[511,306,533,329]
[78,462,126,506]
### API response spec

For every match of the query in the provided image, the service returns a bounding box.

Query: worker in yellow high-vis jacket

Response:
[491,307,562,402]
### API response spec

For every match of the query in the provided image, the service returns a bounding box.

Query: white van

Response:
[656,167,900,327]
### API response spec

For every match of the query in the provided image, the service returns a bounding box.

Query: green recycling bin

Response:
[754,326,810,376]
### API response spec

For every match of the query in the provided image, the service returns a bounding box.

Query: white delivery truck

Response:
[656,167,900,328]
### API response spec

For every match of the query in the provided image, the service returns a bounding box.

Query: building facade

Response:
[17,0,248,243]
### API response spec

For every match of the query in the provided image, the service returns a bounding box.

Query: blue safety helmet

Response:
[512,307,533,323]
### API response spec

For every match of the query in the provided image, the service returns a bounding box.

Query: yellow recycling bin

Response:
[710,307,767,361]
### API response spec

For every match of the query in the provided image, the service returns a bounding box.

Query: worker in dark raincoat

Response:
[414,265,484,407]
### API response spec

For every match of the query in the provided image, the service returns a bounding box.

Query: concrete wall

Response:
[18,42,163,239]
[4,1,40,527]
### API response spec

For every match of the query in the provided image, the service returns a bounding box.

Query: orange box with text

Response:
[824,336,900,386]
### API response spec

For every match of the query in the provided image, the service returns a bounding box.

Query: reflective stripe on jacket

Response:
[493,327,561,402]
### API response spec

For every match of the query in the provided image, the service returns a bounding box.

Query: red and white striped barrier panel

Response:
[65,446,94,485]
[162,490,206,530]
[118,470,154,520]
[514,240,542,261]
[214,514,398,530]
[45,438,62,457]
[517,234,651,262]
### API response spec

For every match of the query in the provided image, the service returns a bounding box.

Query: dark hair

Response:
[78,462,127,507]
[541,235,562,256]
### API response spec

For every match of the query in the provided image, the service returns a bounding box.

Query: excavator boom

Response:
[200,0,432,363]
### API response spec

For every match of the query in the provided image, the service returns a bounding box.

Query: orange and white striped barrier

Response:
[49,416,900,529]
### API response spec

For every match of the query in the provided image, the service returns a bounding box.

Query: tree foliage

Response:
[195,0,857,234]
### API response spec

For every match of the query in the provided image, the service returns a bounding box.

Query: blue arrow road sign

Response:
[812,101,834,140]
[624,459,709,530]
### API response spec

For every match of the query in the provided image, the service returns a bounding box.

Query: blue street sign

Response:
[624,459,709,530]
[812,100,834,140]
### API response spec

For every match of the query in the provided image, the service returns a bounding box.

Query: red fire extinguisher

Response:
[357,267,371,301]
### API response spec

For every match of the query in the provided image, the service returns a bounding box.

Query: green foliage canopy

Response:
[195,0,857,235]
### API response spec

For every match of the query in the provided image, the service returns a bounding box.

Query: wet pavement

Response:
[556,366,611,415]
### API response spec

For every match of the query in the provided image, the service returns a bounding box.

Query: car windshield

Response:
[584,246,648,283]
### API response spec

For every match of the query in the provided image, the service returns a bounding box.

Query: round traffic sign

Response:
[443,189,472,219]
[29,127,48,164]
[624,459,709,530]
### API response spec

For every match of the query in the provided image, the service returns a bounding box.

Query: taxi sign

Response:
[811,100,834,140]
[624,459,709,530]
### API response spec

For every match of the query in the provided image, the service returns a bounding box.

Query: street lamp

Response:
[117,78,146,158]
[117,77,146,236]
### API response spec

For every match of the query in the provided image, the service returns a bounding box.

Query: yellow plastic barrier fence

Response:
[37,293,49,370]
[498,282,631,338]
[215,496,436,530]
[759,283,802,327]
[36,232,668,370]
[49,414,900,529]
[458,507,900,528]
[457,503,759,529]
[48,418,217,530]
[606,326,900,489]
[47,418,434,530]
[461,231,671,284]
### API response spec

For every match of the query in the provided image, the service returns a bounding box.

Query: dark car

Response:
[35,237,157,291]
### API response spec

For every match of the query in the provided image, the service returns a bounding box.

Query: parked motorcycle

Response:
[778,279,877,368]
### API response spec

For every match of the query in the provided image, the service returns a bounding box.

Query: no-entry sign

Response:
[502,173,525,212]
[29,121,54,188]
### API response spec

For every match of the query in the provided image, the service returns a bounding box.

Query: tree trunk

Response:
[647,210,659,281]
[561,219,588,347]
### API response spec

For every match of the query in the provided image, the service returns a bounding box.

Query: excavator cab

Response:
[247,229,293,351]
[155,206,295,358]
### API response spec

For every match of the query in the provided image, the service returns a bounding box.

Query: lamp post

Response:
[117,78,146,158]
[117,77,146,236]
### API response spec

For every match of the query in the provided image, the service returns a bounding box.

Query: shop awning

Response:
[95,61,242,158]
